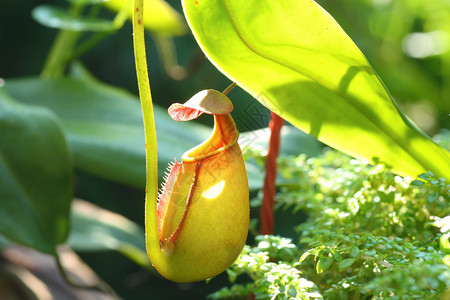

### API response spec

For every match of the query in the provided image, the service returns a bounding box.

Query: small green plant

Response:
[209,138,450,299]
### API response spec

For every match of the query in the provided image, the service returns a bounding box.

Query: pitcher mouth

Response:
[167,89,239,163]
[182,114,239,162]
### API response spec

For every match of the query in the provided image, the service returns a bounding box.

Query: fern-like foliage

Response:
[210,131,450,300]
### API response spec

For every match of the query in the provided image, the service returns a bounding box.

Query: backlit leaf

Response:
[182,0,450,181]
[104,0,187,36]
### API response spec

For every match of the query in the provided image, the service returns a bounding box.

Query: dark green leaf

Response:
[427,191,438,203]
[350,245,360,258]
[4,77,209,189]
[410,179,425,186]
[103,0,188,36]
[182,0,450,181]
[418,173,431,181]
[32,5,115,32]
[330,248,343,262]
[0,89,72,254]
[5,76,306,191]
[364,249,377,256]
[287,285,297,297]
[316,256,333,274]
[338,258,356,271]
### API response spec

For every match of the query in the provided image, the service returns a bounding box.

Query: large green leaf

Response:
[5,75,318,191]
[0,89,72,254]
[4,76,210,189]
[182,0,450,180]
[67,199,154,272]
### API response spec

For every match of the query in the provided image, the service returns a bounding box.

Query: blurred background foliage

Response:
[2,0,449,133]
[0,0,449,299]
[317,0,450,135]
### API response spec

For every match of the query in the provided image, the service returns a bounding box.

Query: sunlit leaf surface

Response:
[182,0,450,180]
[104,0,188,36]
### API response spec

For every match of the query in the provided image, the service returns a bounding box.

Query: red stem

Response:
[259,112,284,235]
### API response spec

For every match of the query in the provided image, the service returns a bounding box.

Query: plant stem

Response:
[260,112,284,235]
[71,5,129,63]
[153,34,205,81]
[40,4,84,78]
[132,0,159,252]
[153,34,187,80]
[41,30,81,78]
